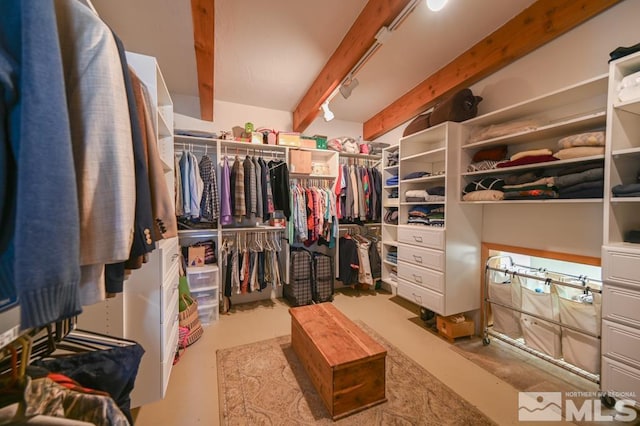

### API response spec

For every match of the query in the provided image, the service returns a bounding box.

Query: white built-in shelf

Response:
[384,165,399,172]
[381,278,398,287]
[295,147,336,160]
[401,147,446,162]
[462,111,606,150]
[178,229,217,238]
[383,184,398,189]
[400,174,446,184]
[401,201,446,205]
[158,112,171,138]
[613,98,640,115]
[612,147,640,157]
[289,173,336,179]
[605,241,640,250]
[610,197,640,203]
[383,223,398,228]
[384,241,398,247]
[463,74,607,129]
[338,152,381,160]
[462,155,604,177]
[384,200,399,207]
[174,134,217,146]
[174,136,290,157]
[383,259,397,267]
[220,225,284,232]
[460,198,603,204]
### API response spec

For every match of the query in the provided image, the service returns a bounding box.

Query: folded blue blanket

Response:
[403,171,430,180]
[612,183,640,195]
[555,168,604,189]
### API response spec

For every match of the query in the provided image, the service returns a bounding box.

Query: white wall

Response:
[173,95,363,141]
[471,1,639,259]
[469,0,639,115]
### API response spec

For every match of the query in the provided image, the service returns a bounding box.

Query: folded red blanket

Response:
[496,155,558,168]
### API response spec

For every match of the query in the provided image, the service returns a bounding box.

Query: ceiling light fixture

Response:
[426,0,448,12]
[320,100,334,122]
[339,76,359,99]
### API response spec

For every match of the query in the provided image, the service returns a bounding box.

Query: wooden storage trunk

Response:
[436,315,475,342]
[289,303,387,420]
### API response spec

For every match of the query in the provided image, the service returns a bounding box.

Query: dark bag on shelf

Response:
[312,252,334,303]
[403,88,483,137]
[284,248,313,307]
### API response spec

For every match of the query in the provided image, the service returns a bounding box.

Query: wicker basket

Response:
[179,295,204,346]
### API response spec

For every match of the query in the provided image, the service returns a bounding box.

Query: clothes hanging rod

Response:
[485,265,602,293]
[221,226,284,233]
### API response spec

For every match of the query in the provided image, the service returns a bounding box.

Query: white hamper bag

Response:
[520,284,562,358]
[558,290,601,374]
[488,273,523,338]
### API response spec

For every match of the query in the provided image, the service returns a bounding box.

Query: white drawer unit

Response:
[602,283,640,328]
[160,293,178,347]
[602,320,640,370]
[161,262,180,319]
[398,225,445,250]
[397,260,444,293]
[398,244,444,271]
[601,357,640,406]
[602,246,640,288]
[161,237,180,276]
[397,279,444,314]
[391,123,483,317]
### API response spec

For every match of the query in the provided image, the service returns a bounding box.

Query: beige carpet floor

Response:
[217,322,496,425]
[450,336,637,425]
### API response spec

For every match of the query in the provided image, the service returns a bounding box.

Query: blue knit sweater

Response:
[0,0,82,328]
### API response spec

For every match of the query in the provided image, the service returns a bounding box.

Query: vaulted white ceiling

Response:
[93,0,537,123]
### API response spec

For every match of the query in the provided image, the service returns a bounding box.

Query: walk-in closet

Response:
[2,1,640,425]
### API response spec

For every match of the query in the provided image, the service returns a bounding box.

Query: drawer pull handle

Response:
[412,293,422,304]
[413,236,423,242]
[413,274,422,283]
[171,253,180,261]
[413,255,423,263]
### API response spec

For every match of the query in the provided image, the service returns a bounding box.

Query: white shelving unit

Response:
[381,145,399,292]
[601,50,640,407]
[459,74,608,204]
[394,123,483,316]
[174,137,340,302]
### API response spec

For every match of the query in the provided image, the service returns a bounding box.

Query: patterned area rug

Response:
[217,322,495,425]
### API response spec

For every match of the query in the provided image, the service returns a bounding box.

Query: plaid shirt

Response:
[198,155,219,222]
[232,156,246,218]
[243,156,257,217]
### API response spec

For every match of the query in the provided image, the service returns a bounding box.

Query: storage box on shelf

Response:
[381,145,399,292]
[186,264,218,291]
[460,75,608,204]
[288,147,338,179]
[197,302,219,325]
[601,50,640,407]
[395,123,482,316]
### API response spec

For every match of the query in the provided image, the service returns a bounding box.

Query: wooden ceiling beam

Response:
[363,0,622,140]
[293,0,413,133]
[191,0,215,121]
